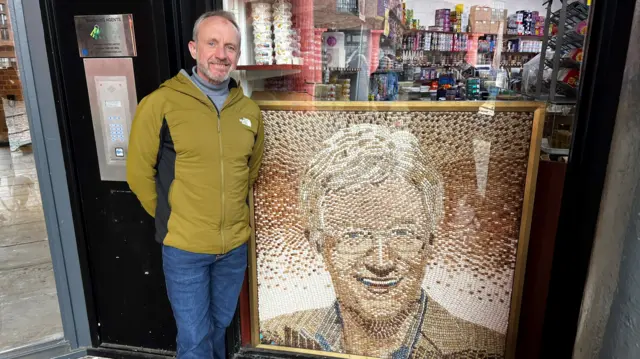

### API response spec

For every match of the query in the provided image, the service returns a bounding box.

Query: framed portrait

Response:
[248,102,545,359]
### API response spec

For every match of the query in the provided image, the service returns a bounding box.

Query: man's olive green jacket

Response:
[127,70,264,254]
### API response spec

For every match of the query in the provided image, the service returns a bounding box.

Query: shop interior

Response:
[223,1,590,357]
[228,0,589,162]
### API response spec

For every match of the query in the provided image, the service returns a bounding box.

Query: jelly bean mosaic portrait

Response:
[252,109,537,359]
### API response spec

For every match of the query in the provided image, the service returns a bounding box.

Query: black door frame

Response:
[38,0,215,357]
[540,0,639,356]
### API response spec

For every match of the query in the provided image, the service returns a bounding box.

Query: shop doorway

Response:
[41,0,213,353]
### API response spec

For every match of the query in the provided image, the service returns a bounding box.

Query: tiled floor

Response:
[0,144,63,352]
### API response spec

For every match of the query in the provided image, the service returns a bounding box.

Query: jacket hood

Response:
[160,70,244,110]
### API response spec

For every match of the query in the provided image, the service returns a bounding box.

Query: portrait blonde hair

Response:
[299,123,444,252]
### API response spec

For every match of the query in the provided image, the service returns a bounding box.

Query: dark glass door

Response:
[42,0,214,352]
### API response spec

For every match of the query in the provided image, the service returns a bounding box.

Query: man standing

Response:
[127,11,264,359]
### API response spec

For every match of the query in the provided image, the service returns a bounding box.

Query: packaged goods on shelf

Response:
[557,68,580,88]
[516,10,536,35]
[369,72,399,101]
[506,39,543,53]
[251,2,274,65]
[472,20,491,33]
[470,6,491,22]
[564,48,584,63]
[490,20,503,34]
[535,15,546,36]
[435,9,451,32]
[576,20,588,35]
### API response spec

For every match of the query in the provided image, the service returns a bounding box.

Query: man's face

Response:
[188,16,240,84]
[320,177,431,322]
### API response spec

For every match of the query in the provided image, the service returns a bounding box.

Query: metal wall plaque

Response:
[74,14,137,57]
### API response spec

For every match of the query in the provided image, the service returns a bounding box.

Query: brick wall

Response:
[0,65,22,144]
[0,66,22,100]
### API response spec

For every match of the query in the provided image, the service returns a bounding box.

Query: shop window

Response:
[221,0,591,357]
[0,0,63,355]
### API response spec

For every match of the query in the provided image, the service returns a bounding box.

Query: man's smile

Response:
[210,63,230,71]
[357,277,402,294]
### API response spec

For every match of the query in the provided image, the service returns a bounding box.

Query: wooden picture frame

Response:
[248,101,546,359]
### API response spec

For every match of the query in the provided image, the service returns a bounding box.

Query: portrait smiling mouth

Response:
[357,276,403,294]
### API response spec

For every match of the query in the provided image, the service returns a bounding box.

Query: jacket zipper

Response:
[216,109,226,253]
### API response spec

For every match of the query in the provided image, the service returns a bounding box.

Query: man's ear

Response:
[188,41,197,60]
[232,50,241,69]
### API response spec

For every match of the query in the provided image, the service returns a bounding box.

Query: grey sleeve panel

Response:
[154,118,175,243]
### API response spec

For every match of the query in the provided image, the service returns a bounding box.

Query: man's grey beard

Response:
[197,60,231,85]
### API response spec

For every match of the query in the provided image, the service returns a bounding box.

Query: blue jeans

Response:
[162,243,248,359]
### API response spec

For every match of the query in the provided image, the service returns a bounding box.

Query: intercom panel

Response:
[84,58,137,181]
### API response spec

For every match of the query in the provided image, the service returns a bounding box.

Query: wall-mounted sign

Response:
[74,14,137,57]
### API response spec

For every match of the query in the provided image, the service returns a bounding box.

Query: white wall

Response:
[404,0,561,28]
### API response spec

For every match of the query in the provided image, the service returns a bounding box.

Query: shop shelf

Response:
[545,58,581,70]
[327,67,361,73]
[236,65,303,71]
[549,2,589,28]
[235,65,303,81]
[503,34,546,40]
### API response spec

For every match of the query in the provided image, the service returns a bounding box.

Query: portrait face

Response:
[320,176,431,322]
[188,16,240,84]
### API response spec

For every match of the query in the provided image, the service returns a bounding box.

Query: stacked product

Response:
[436,33,453,51]
[489,9,507,33]
[470,6,491,33]
[403,32,423,51]
[415,32,467,52]
[466,78,481,100]
[435,9,451,32]
[327,84,336,101]
[272,0,296,65]
[534,14,545,36]
[516,10,536,35]
[309,29,325,82]
[453,33,468,51]
[450,9,461,33]
[505,39,542,52]
[338,79,351,100]
[369,72,399,101]
[252,2,273,65]
[423,33,432,51]
[507,14,518,35]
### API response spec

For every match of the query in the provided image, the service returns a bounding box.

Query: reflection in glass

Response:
[0,4,63,351]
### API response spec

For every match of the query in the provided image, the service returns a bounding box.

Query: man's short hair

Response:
[299,123,444,252]
[192,10,241,46]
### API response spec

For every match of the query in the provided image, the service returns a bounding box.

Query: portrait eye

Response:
[345,231,364,239]
[391,228,412,236]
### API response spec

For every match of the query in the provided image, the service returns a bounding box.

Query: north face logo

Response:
[239,118,251,127]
